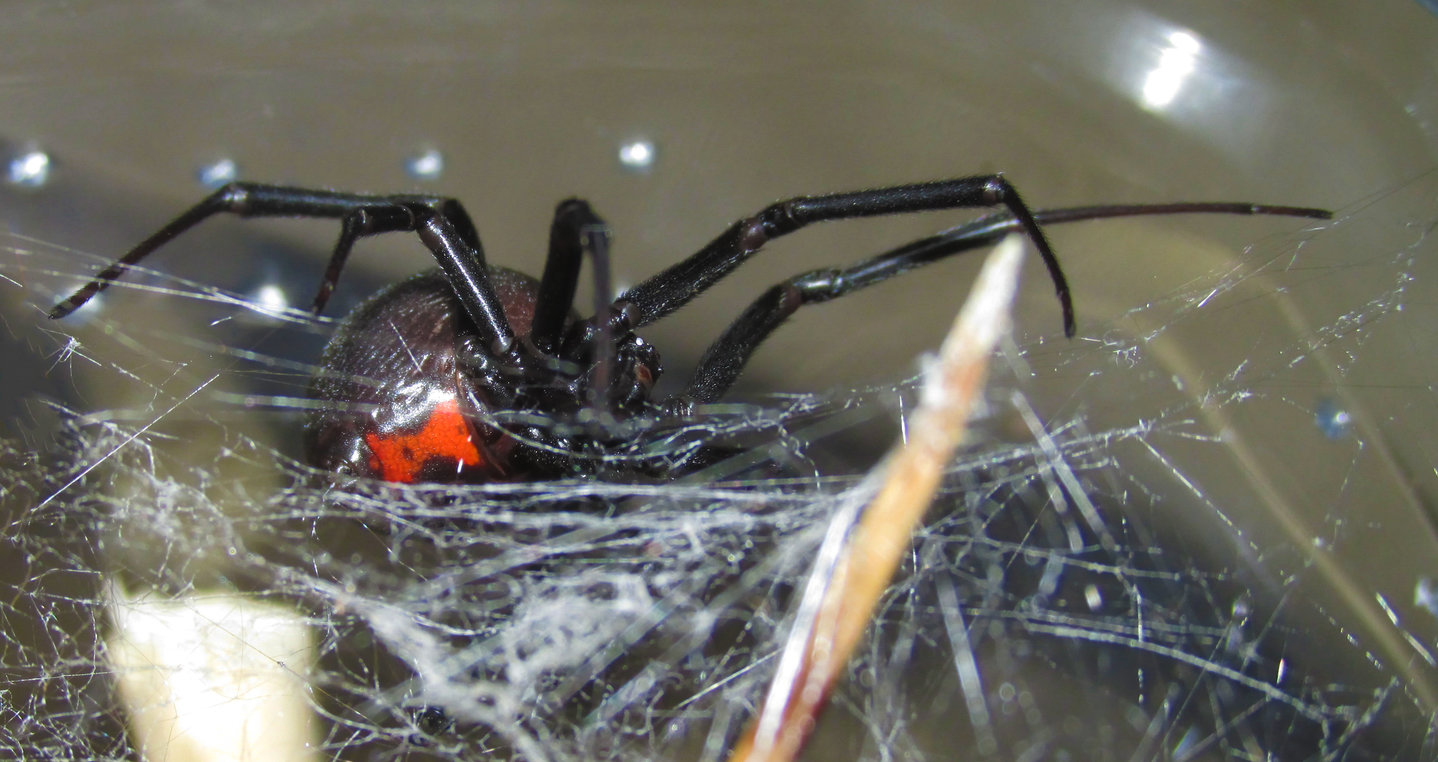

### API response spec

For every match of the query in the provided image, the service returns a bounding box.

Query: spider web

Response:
[1,172,1435,761]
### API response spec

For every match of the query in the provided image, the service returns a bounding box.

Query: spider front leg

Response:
[616,175,1074,337]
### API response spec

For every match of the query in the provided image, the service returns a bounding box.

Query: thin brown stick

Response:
[727,235,1027,762]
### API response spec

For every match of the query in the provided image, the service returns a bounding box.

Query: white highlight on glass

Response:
[406,148,445,180]
[618,139,656,172]
[1141,30,1201,110]
[7,147,51,187]
[197,158,239,189]
[251,282,291,317]
[1314,397,1352,440]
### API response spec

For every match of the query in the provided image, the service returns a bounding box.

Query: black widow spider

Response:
[50,177,1329,484]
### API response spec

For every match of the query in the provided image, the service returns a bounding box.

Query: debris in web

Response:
[730,235,1024,762]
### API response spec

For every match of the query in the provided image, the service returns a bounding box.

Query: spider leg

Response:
[47,181,520,353]
[677,200,1332,403]
[532,199,613,354]
[578,218,618,400]
[309,204,432,314]
[530,199,630,409]
[617,175,1076,336]
[49,182,486,318]
[414,213,517,355]
[309,196,486,315]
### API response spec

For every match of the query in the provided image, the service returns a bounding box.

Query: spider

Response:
[50,177,1329,484]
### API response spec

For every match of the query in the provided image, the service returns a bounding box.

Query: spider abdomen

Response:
[304,268,545,483]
